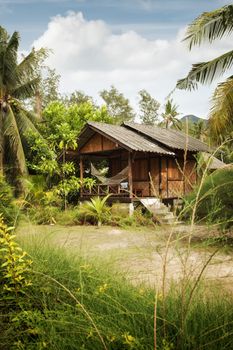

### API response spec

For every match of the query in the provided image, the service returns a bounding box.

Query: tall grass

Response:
[1,238,232,350]
[1,140,233,349]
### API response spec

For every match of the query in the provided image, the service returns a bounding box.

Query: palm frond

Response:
[0,28,8,90]
[2,31,20,90]
[79,195,111,226]
[18,105,40,125]
[17,48,48,80]
[177,49,233,90]
[3,106,27,176]
[13,106,41,136]
[6,31,19,54]
[184,5,233,49]
[0,26,8,41]
[209,76,233,141]
[12,77,40,100]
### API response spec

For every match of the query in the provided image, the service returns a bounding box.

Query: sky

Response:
[1,0,233,118]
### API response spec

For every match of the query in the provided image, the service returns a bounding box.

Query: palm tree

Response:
[176,4,233,142]
[161,99,181,129]
[0,27,45,189]
[191,120,207,141]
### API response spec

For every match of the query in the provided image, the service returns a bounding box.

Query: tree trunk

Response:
[35,91,42,120]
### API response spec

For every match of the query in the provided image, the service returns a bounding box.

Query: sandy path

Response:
[18,223,233,290]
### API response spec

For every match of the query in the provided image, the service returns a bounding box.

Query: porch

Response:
[81,181,152,201]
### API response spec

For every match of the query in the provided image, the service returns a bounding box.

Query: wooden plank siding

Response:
[80,144,197,199]
[80,132,119,154]
[150,157,160,197]
[184,159,197,193]
[109,154,196,199]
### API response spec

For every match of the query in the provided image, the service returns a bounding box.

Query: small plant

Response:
[0,215,32,296]
[78,195,111,227]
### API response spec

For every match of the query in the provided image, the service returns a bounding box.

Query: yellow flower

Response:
[139,288,145,295]
[157,293,163,301]
[122,332,136,345]
[107,335,116,343]
[80,264,91,270]
[98,283,108,293]
[87,330,93,339]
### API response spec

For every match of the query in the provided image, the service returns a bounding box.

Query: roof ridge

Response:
[124,121,210,152]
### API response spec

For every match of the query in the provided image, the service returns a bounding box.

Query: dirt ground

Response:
[17,223,233,290]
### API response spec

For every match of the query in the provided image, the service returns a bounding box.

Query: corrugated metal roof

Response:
[85,122,175,155]
[124,122,210,152]
[202,153,226,170]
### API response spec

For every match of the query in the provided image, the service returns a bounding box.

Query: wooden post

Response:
[128,151,133,199]
[148,155,151,196]
[80,156,83,198]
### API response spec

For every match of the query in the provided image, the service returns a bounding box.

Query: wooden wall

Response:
[159,157,197,198]
[81,139,197,199]
[110,152,197,199]
[132,157,150,196]
[80,133,119,154]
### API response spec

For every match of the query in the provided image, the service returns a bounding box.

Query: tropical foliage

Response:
[0,176,17,225]
[0,215,32,296]
[176,4,233,142]
[138,89,160,125]
[190,119,208,141]
[160,99,181,129]
[0,26,45,188]
[100,85,135,124]
[79,195,111,227]
[184,165,233,228]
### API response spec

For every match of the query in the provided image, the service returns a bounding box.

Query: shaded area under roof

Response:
[78,122,175,155]
[124,122,210,152]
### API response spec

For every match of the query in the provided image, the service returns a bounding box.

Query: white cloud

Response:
[33,11,233,118]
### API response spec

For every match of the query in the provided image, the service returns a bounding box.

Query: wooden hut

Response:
[77,122,210,204]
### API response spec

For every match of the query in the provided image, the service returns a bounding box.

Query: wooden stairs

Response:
[139,198,177,225]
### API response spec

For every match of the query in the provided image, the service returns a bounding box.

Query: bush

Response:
[109,210,153,228]
[0,176,18,225]
[26,205,60,225]
[184,166,233,228]
[26,206,80,225]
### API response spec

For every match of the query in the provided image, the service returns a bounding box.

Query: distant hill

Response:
[181,115,207,124]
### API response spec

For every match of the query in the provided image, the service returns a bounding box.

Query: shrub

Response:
[0,215,32,296]
[26,205,60,225]
[78,195,111,227]
[0,176,17,225]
